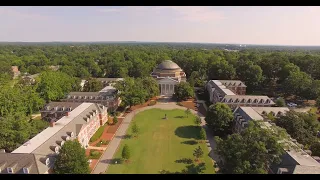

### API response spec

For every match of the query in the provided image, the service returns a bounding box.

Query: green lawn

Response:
[90,124,107,142]
[106,109,215,174]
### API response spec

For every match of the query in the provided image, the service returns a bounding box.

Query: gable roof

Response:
[219,80,247,87]
[0,153,39,174]
[222,95,275,104]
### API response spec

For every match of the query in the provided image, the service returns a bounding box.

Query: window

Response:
[23,167,29,174]
[60,141,65,147]
[7,167,13,174]
[70,132,74,137]
[55,146,60,154]
[247,99,252,103]
[45,158,50,166]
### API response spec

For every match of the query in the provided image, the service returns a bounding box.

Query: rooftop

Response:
[236,106,264,121]
[156,60,181,70]
[12,103,93,154]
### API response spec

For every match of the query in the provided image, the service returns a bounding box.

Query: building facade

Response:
[2,103,108,174]
[151,60,186,96]
[40,102,82,122]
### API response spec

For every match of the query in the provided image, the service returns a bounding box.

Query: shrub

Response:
[101,140,109,145]
[149,100,157,106]
[122,144,131,160]
[113,116,118,125]
[199,128,207,140]
[89,150,102,159]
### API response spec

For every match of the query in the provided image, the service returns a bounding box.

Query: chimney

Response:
[50,119,55,127]
[66,112,70,117]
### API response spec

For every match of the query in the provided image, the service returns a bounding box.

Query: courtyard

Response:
[106,108,215,174]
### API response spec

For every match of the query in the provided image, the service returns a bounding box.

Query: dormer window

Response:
[78,96,82,99]
[7,167,13,174]
[63,136,70,141]
[90,96,93,99]
[253,99,258,103]
[262,111,267,115]
[46,106,50,110]
[235,99,239,103]
[54,106,58,111]
[73,96,76,99]
[55,146,60,154]
[266,99,270,104]
[229,99,233,103]
[45,158,50,166]
[260,99,264,104]
[23,167,29,174]
[90,115,93,119]
[247,99,252,103]
[68,132,74,138]
[241,99,246,103]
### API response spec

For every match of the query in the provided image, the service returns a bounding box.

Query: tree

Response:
[185,108,191,118]
[283,71,313,99]
[113,116,118,125]
[205,103,234,137]
[310,142,320,156]
[193,146,204,160]
[36,71,80,102]
[131,122,140,137]
[199,128,207,141]
[316,97,320,108]
[114,77,148,109]
[278,63,300,83]
[53,140,90,174]
[275,97,286,107]
[215,121,284,174]
[122,144,131,160]
[174,82,194,101]
[82,78,103,92]
[207,59,236,80]
[194,116,202,125]
[236,59,263,92]
[275,111,320,147]
[140,77,160,99]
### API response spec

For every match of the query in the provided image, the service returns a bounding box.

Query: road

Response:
[92,102,219,174]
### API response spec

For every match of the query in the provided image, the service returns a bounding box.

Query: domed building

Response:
[151,60,186,96]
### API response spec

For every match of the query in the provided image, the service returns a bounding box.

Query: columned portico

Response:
[158,77,178,96]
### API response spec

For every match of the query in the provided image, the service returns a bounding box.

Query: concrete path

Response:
[92,103,219,174]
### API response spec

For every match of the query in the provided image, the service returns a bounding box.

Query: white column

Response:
[161,84,163,95]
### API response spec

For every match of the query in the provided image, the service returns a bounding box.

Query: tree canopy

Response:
[174,82,194,101]
[82,78,103,92]
[215,121,284,174]
[205,103,234,137]
[53,140,90,174]
[275,111,320,147]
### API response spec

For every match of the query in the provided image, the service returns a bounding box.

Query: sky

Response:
[0,6,320,46]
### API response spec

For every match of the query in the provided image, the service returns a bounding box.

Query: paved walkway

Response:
[92,103,219,174]
[87,146,107,151]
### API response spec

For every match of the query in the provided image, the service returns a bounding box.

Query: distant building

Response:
[61,90,120,112]
[48,65,60,71]
[233,106,289,133]
[11,66,21,79]
[151,60,186,96]
[3,103,108,174]
[40,102,82,122]
[21,73,39,85]
[206,80,274,109]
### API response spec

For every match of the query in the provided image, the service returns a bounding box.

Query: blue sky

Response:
[0,6,319,45]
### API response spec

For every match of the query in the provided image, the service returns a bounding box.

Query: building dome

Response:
[156,60,181,70]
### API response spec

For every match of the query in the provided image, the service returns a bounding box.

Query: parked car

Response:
[287,102,297,107]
